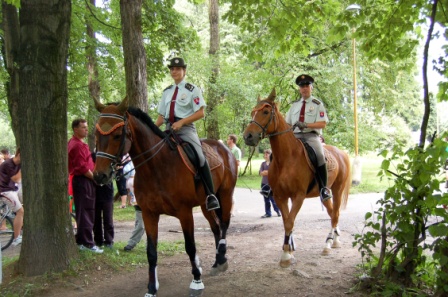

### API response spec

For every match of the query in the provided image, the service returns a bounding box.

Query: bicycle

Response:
[0,198,15,251]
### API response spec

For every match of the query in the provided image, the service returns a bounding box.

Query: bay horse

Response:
[92,97,237,297]
[243,88,351,268]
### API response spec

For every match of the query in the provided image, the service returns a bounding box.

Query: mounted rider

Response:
[154,57,220,211]
[285,74,332,201]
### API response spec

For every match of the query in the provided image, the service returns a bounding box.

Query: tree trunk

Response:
[206,0,220,140]
[12,0,78,276]
[86,0,100,150]
[120,0,148,111]
[1,2,20,142]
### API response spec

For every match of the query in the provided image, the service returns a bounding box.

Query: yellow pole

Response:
[352,34,359,157]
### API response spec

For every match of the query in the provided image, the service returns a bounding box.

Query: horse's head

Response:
[92,96,131,185]
[243,88,278,146]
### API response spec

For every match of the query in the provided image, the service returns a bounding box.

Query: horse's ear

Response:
[267,88,276,102]
[93,95,106,112]
[257,95,261,102]
[117,96,129,114]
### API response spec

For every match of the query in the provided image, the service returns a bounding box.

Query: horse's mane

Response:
[127,106,167,139]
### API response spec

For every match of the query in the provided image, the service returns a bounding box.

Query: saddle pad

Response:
[177,142,222,175]
[297,140,336,172]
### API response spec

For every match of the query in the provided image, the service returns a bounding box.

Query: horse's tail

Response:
[340,152,352,209]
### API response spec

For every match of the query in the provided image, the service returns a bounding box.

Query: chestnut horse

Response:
[92,97,237,297]
[243,88,351,267]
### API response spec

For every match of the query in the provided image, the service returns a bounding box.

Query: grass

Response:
[1,240,185,297]
[236,152,392,194]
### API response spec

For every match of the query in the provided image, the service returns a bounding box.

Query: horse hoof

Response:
[190,279,205,290]
[279,260,291,268]
[210,261,229,276]
[332,242,342,248]
[321,247,331,256]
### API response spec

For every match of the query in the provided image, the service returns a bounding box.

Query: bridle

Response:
[249,101,292,139]
[95,111,170,179]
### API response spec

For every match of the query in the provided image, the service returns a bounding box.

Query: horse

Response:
[243,88,351,268]
[92,97,237,297]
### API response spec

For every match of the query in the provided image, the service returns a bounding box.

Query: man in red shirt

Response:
[68,119,102,253]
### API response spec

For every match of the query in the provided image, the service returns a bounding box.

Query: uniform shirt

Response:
[68,136,94,176]
[0,158,21,192]
[158,80,206,120]
[285,96,329,135]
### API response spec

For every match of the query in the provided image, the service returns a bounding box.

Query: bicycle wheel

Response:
[71,212,77,235]
[0,216,14,251]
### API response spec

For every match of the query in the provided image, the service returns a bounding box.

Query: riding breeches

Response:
[293,132,326,166]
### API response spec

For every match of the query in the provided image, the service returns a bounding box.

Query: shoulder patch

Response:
[312,98,321,105]
[163,85,173,91]
[185,83,195,92]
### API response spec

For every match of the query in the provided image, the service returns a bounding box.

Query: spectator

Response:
[227,134,242,216]
[0,148,24,246]
[116,155,129,209]
[1,149,11,161]
[123,155,136,205]
[123,205,145,252]
[154,57,219,211]
[68,119,102,253]
[259,149,281,218]
[92,152,115,248]
[226,134,242,168]
[0,153,4,165]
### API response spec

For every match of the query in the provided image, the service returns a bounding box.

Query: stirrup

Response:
[206,194,220,211]
[320,188,332,202]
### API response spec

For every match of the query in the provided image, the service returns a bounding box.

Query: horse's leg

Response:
[279,196,305,268]
[178,212,205,295]
[143,213,160,297]
[321,192,342,255]
[205,207,229,276]
[330,190,343,249]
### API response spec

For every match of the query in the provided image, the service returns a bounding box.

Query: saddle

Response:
[166,132,222,174]
[178,142,222,174]
[296,139,336,173]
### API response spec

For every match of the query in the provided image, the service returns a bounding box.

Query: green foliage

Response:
[354,136,448,294]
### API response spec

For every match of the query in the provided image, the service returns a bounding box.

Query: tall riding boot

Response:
[317,164,332,202]
[199,161,220,211]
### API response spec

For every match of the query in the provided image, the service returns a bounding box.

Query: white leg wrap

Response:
[144,294,156,297]
[281,251,292,262]
[155,266,159,290]
[190,279,205,290]
[195,255,203,275]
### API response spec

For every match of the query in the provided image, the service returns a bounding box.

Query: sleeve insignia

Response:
[193,97,200,105]
[312,98,321,105]
[163,85,173,91]
[185,83,195,92]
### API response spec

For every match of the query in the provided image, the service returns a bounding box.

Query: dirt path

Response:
[6,189,382,297]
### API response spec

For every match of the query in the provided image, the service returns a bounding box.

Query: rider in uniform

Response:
[285,74,332,201]
[155,57,220,210]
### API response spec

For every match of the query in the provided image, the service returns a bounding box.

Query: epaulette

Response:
[312,98,321,105]
[163,85,173,91]
[185,83,195,92]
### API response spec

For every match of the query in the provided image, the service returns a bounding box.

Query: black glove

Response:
[296,122,307,130]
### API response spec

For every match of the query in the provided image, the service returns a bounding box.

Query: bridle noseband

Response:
[95,113,129,173]
[249,101,292,139]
